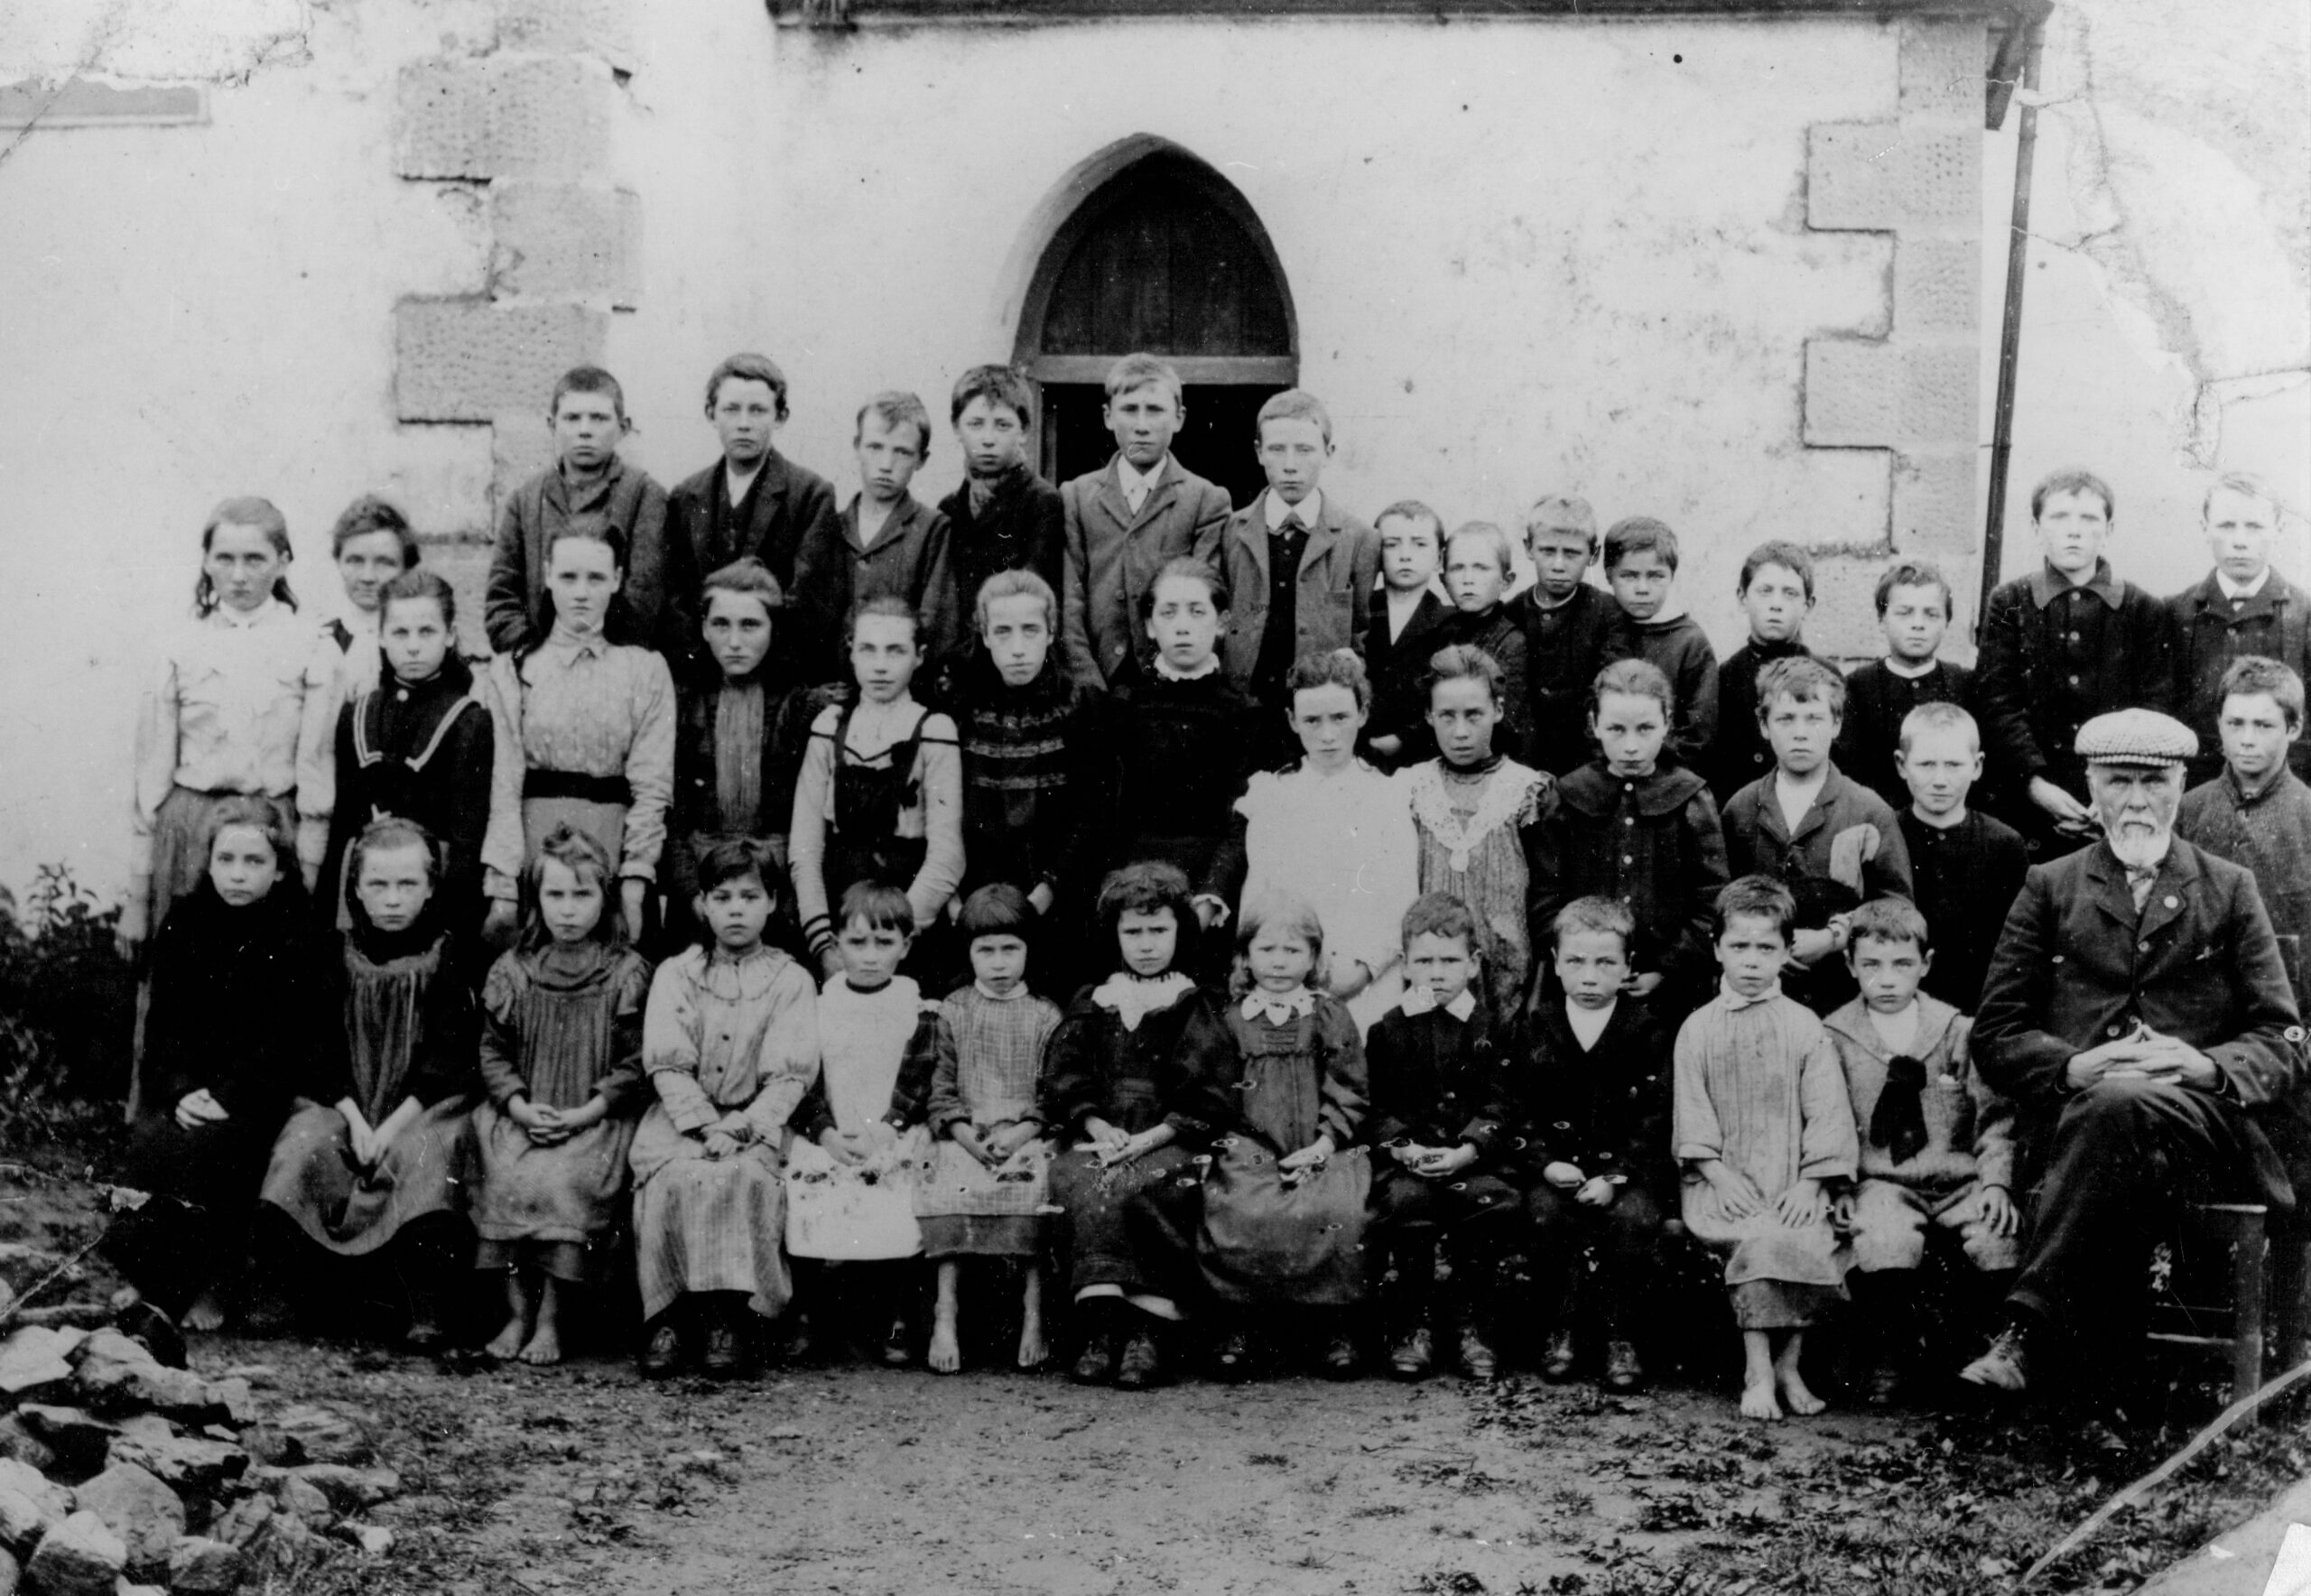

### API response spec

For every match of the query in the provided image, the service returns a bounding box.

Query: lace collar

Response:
[1091,970,1195,1031]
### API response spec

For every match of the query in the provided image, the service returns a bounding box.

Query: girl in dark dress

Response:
[259,816,481,1346]
[320,571,497,941]
[105,799,329,1331]
[1041,863,1230,1391]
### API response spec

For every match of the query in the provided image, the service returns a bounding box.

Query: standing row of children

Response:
[114,340,2309,1415]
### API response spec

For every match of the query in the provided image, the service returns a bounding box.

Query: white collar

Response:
[1565,997,1617,1045]
[1116,456,1165,498]
[1881,654,1937,679]
[725,458,764,505]
[1240,987,1319,1025]
[1399,985,1476,1021]
[1153,654,1220,682]
[974,980,1028,1002]
[212,597,282,630]
[1722,979,1784,1011]
[2218,567,2272,601]
[1091,970,1193,1031]
[1264,488,1323,532]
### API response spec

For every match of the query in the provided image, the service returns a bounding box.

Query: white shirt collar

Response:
[1399,985,1477,1021]
[725,459,764,506]
[1116,456,1164,500]
[975,980,1028,1002]
[2218,567,2272,601]
[1264,488,1323,532]
[1240,987,1319,1025]
[1153,654,1220,682]
[212,597,282,630]
[1881,654,1937,679]
[1565,997,1617,1047]
[1722,979,1784,1011]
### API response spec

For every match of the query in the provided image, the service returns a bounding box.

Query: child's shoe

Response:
[1457,1324,1499,1382]
[1114,1322,1165,1391]
[703,1311,752,1379]
[640,1319,687,1380]
[880,1313,914,1368]
[1861,1359,1903,1407]
[1212,1327,1255,1381]
[1070,1301,1119,1384]
[1540,1326,1579,1382]
[1388,1326,1434,1381]
[1320,1329,1361,1381]
[1603,1340,1645,1393]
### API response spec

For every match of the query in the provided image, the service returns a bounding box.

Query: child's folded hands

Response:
[982,1119,1042,1160]
[1414,1144,1477,1180]
[1278,1135,1336,1184]
[173,1089,229,1130]
[1773,1177,1826,1229]
[1702,1159,1767,1219]
[1542,1160,1586,1190]
[1573,1174,1618,1208]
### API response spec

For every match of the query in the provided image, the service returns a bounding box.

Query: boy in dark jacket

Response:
[936,366,1065,702]
[1507,495,1616,775]
[1707,542,1823,803]
[1363,500,1453,769]
[2167,474,2311,789]
[1518,896,1675,1391]
[1366,895,1523,1382]
[1601,517,1718,769]
[1836,558,1977,812]
[2177,656,2311,1010]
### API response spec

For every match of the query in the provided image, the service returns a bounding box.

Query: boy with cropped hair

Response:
[1975,467,2176,851]
[1363,499,1454,768]
[485,365,672,654]
[1060,353,1233,691]
[1706,541,1824,803]
[940,365,1065,617]
[1835,559,1976,811]
[1441,521,1535,760]
[661,351,841,662]
[2177,655,2311,1011]
[1508,494,1617,775]
[1894,701,2027,1013]
[2167,473,2311,789]
[1722,656,1913,1014]
[1601,516,1717,768]
[1822,895,2017,1405]
[1219,389,1378,756]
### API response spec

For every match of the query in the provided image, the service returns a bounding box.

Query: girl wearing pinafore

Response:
[1196,895,1373,1379]
[483,515,676,946]
[125,498,329,1115]
[788,596,963,979]
[472,825,653,1365]
[259,817,481,1347]
[1399,645,1551,1016]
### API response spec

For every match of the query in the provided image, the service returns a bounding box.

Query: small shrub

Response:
[0,864,135,1131]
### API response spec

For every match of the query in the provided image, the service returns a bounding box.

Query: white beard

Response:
[2106,824,2172,873]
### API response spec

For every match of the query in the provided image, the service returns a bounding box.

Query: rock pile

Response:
[0,1318,400,1593]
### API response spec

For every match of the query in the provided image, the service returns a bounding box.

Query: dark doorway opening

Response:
[1040,383,1285,511]
[1016,144,1298,511]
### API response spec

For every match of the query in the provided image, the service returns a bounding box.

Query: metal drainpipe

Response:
[1979,0,2056,634]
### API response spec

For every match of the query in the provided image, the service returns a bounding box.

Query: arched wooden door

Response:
[1015,149,1298,510]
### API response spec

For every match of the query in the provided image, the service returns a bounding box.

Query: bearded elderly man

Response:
[1961,709,2307,1396]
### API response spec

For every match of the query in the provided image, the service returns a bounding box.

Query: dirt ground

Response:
[9,1137,2311,1596]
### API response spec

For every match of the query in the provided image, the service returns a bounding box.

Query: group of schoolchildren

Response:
[106,340,2311,1424]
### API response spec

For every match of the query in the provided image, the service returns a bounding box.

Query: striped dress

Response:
[630,944,821,1322]
[914,984,1063,1258]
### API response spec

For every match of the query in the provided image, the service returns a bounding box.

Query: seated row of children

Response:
[104,754,2022,1423]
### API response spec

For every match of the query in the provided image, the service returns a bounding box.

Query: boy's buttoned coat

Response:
[1218,497,1379,691]
[1060,454,1233,691]
[2178,767,2311,1013]
[2167,570,2311,786]
[660,450,842,654]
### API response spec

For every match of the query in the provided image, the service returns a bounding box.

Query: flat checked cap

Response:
[2075,709,2196,767]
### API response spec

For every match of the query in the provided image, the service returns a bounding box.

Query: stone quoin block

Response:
[1893,451,1979,557]
[496,0,636,69]
[394,299,607,422]
[1895,130,1981,229]
[395,57,612,181]
[1895,237,1980,332]
[1806,122,1900,231]
[488,181,643,307]
[1799,555,1891,661]
[1804,339,1901,448]
[1900,344,1978,443]
[1898,19,1984,126]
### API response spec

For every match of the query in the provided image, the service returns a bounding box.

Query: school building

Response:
[0,0,2302,896]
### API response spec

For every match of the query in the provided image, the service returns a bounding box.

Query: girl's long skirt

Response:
[103,1109,284,1318]
[127,788,298,1119]
[470,1101,638,1284]
[1198,1138,1372,1306]
[629,1109,791,1323]
[1679,1177,1850,1329]
[259,1095,477,1257]
[914,1135,1052,1259]
[1048,1145,1204,1301]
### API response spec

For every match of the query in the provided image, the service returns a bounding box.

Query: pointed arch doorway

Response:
[1014,145,1298,511]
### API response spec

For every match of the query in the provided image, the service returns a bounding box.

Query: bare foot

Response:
[1016,1322,1049,1370]
[182,1289,227,1334]
[485,1316,530,1360]
[518,1323,563,1366]
[1777,1369,1826,1416]
[928,1313,961,1375]
[1740,1378,1784,1421]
